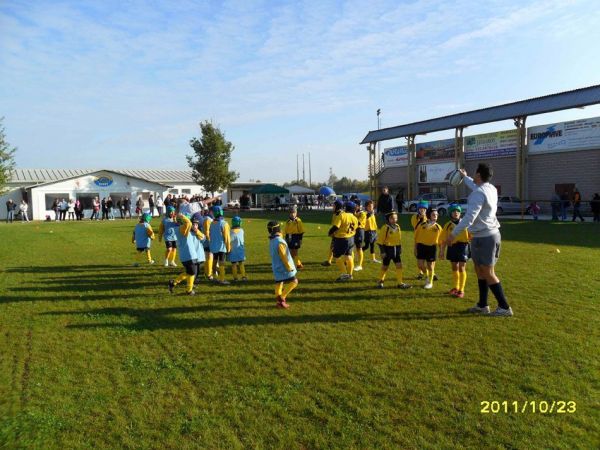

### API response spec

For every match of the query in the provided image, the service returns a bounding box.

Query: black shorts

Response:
[354,229,365,247]
[165,240,177,249]
[182,259,198,276]
[203,242,210,251]
[332,237,355,258]
[212,252,226,263]
[363,230,377,250]
[136,247,149,252]
[446,242,470,263]
[286,234,302,249]
[416,243,437,262]
[380,245,401,265]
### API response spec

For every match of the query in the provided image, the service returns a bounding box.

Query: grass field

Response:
[0,212,598,449]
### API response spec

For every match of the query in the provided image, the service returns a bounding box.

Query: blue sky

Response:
[1,0,599,183]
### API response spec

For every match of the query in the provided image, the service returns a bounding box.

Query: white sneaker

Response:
[371,258,381,264]
[490,307,514,317]
[354,266,363,272]
[164,260,169,267]
[169,261,177,267]
[424,281,433,289]
[467,305,491,314]
[148,260,155,265]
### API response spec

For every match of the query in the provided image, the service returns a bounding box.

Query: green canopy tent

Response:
[250,184,289,208]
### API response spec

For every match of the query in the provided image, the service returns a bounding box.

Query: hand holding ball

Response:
[447,169,463,187]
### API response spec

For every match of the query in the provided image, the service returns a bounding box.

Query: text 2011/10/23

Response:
[480,401,576,414]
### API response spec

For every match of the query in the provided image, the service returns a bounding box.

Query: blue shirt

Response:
[162,218,178,242]
[209,218,228,253]
[228,228,245,262]
[175,226,197,263]
[192,231,206,263]
[269,234,296,282]
[134,223,152,248]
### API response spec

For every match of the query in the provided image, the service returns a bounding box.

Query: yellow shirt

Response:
[355,210,367,229]
[331,211,358,238]
[411,213,426,231]
[441,220,470,244]
[203,216,213,241]
[331,210,342,225]
[365,212,378,231]
[376,223,402,246]
[415,221,443,246]
[284,217,305,235]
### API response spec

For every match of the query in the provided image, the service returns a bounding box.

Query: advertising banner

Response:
[418,162,456,184]
[528,116,600,154]
[464,130,518,160]
[416,138,455,162]
[383,146,409,167]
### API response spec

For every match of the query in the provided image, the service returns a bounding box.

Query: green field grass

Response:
[0,212,598,449]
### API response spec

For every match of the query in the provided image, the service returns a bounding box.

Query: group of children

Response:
[131,198,472,307]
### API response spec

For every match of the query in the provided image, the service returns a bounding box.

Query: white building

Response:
[1,169,210,220]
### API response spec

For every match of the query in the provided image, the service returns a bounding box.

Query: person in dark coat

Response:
[376,187,393,221]
[591,193,600,223]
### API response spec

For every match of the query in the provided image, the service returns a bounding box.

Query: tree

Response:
[187,121,238,195]
[0,117,17,195]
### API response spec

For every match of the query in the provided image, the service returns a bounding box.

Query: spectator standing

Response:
[75,199,83,220]
[550,191,561,221]
[124,197,131,218]
[19,200,29,222]
[560,192,569,221]
[6,199,16,223]
[135,196,144,217]
[52,198,59,221]
[107,196,114,220]
[59,198,68,221]
[376,187,393,222]
[101,197,108,220]
[528,201,541,220]
[572,188,584,222]
[395,190,404,212]
[591,193,600,223]
[156,195,164,217]
[149,195,155,216]
[91,197,100,220]
[118,197,124,219]
[68,199,76,220]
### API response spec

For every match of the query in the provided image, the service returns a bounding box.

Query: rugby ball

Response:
[447,169,463,187]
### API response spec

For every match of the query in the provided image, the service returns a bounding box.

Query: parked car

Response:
[497,196,527,215]
[227,199,240,209]
[437,198,468,217]
[406,192,448,212]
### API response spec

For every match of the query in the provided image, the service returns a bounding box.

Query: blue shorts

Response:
[354,229,365,247]
[332,237,355,258]
[165,240,177,249]
[286,234,303,249]
[446,242,469,262]
[380,245,401,265]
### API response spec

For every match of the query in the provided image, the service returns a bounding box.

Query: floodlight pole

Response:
[514,116,528,218]
[407,135,416,200]
[454,127,465,200]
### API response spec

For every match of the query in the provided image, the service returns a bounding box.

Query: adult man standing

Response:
[572,187,584,222]
[445,164,513,317]
[376,187,393,222]
[6,199,16,223]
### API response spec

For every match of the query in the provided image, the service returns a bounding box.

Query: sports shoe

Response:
[164,260,169,267]
[398,283,412,289]
[321,261,332,267]
[241,277,248,282]
[452,290,465,298]
[335,274,350,282]
[424,281,433,289]
[169,261,177,267]
[354,266,363,272]
[416,273,424,280]
[371,258,381,263]
[448,288,458,295]
[207,276,214,282]
[276,296,290,309]
[168,279,175,294]
[148,260,155,265]
[377,281,384,289]
[186,290,196,296]
[433,274,439,281]
[467,305,490,314]
[489,307,514,317]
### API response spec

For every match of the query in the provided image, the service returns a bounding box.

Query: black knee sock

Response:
[489,282,510,309]
[477,279,489,308]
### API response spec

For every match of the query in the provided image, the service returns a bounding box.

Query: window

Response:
[77,193,99,209]
[45,194,70,209]
[182,189,191,194]
[169,189,179,194]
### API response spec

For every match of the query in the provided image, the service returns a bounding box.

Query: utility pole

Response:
[308,152,312,187]
[302,153,305,182]
[296,154,299,182]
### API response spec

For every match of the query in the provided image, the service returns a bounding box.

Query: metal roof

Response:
[360,85,600,144]
[10,168,195,184]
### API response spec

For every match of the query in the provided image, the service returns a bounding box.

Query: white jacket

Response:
[451,176,500,238]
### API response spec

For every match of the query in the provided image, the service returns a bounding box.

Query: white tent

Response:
[287,185,315,195]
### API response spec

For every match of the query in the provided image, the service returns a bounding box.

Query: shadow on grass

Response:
[60,308,480,331]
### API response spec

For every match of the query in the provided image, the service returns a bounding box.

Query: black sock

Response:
[477,279,489,308]
[489,282,510,309]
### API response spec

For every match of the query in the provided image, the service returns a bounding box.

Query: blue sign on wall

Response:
[94,176,113,187]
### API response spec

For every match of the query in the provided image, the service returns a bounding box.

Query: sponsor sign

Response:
[383,146,409,167]
[416,138,455,162]
[464,130,518,160]
[528,116,600,154]
[94,175,114,187]
[418,161,456,184]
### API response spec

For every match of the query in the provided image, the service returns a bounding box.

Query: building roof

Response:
[360,84,600,144]
[10,168,195,184]
[21,169,172,190]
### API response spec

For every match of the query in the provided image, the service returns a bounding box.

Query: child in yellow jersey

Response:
[363,200,380,263]
[414,206,443,289]
[329,201,358,281]
[353,200,367,271]
[440,204,471,298]
[284,205,305,269]
[412,201,429,279]
[322,199,344,266]
[376,210,411,289]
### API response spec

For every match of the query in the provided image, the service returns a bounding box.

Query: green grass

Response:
[0,212,598,449]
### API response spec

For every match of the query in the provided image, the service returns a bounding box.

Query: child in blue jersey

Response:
[208,206,231,285]
[268,221,298,309]
[191,213,207,286]
[158,206,179,267]
[228,216,247,282]
[132,213,155,266]
[168,213,199,295]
